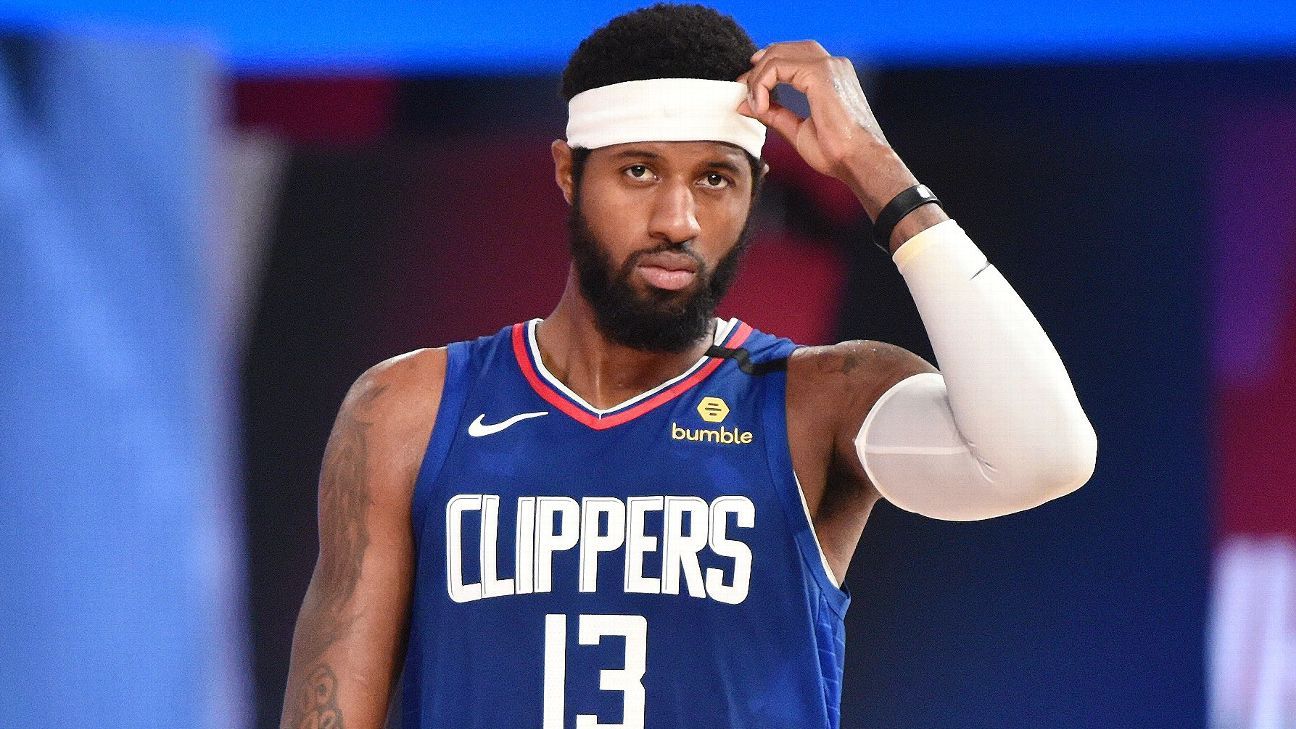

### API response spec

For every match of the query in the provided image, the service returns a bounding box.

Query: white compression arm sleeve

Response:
[855,220,1097,521]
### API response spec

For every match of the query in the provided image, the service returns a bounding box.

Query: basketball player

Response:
[279,5,1097,728]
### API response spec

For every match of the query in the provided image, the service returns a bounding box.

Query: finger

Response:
[751,40,828,65]
[744,56,772,115]
[736,91,796,125]
[736,69,761,111]
[745,55,791,114]
[751,54,865,138]
[746,55,822,114]
[744,43,825,113]
[737,60,767,116]
[738,89,802,144]
[753,99,802,145]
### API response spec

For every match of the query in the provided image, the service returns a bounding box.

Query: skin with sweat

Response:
[279,40,948,729]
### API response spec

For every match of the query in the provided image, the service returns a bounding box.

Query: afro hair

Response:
[561,4,757,101]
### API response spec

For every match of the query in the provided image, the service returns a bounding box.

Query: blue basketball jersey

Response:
[401,318,850,729]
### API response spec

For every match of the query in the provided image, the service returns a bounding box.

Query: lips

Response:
[634,250,700,291]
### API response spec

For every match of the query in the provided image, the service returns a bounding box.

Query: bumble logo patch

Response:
[674,396,753,445]
[697,396,730,423]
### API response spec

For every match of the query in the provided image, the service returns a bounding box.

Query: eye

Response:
[700,172,731,189]
[624,164,652,180]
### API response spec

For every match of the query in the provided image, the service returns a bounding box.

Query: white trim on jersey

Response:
[793,472,841,587]
[525,317,739,417]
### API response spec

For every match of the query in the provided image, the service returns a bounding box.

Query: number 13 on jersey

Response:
[543,613,647,729]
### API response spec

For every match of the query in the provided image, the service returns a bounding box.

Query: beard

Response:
[568,201,755,353]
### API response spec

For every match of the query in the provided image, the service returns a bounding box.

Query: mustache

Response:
[623,241,705,271]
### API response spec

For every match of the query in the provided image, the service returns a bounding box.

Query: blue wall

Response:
[0,0,1294,72]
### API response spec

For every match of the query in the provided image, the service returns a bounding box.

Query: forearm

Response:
[282,356,427,729]
[840,143,950,252]
[281,563,409,729]
[281,585,355,729]
[856,220,1097,520]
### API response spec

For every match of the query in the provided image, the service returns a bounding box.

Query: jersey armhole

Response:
[759,348,852,619]
[411,341,471,540]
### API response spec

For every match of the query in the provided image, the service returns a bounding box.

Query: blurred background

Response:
[1,1,1294,727]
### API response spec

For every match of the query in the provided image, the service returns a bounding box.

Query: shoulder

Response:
[325,347,449,502]
[786,340,936,431]
[789,339,934,385]
[341,347,448,421]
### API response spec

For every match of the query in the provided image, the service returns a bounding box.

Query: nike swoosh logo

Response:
[468,411,549,437]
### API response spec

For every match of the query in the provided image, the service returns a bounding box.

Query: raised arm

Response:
[280,348,445,729]
[749,41,1095,572]
[854,222,1096,520]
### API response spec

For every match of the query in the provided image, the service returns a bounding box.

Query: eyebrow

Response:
[703,159,745,176]
[607,149,745,175]
[608,149,664,161]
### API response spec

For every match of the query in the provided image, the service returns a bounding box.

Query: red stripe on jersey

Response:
[511,321,753,430]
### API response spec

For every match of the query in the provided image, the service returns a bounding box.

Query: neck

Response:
[537,266,718,410]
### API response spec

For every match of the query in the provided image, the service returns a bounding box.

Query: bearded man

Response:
[279,5,1097,728]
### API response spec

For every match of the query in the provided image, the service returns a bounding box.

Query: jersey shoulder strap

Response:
[706,323,798,375]
[411,324,513,536]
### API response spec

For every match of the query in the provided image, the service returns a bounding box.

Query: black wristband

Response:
[872,183,941,254]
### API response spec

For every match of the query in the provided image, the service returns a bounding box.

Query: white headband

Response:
[566,78,766,159]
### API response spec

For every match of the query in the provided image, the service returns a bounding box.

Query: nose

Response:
[647,179,701,245]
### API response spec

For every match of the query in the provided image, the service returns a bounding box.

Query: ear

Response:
[551,139,575,206]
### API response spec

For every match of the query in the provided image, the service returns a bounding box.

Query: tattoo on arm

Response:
[282,383,388,729]
[816,350,865,376]
[287,664,344,729]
